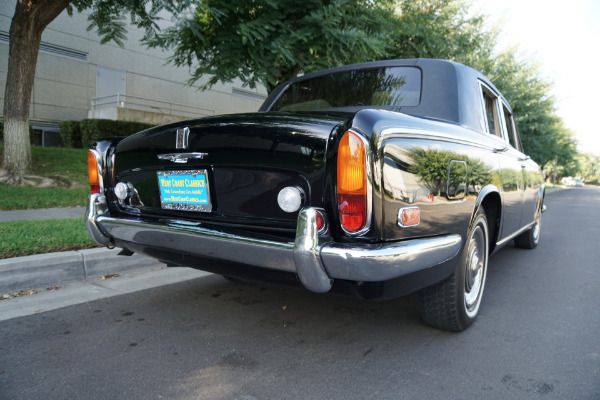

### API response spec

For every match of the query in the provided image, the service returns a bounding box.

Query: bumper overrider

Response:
[86,193,462,293]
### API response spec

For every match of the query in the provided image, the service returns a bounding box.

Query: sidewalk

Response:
[0,206,164,294]
[0,206,87,222]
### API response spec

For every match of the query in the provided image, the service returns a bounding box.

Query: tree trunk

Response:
[1,0,70,184]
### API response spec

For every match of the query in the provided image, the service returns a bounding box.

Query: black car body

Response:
[86,59,544,331]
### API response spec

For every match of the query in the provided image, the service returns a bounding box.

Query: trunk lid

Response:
[111,112,349,235]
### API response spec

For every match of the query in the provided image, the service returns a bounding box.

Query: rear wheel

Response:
[514,208,541,249]
[419,208,489,332]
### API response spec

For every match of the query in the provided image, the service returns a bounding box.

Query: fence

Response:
[90,94,215,118]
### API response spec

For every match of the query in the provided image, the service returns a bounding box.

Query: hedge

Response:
[59,119,155,148]
[59,120,82,148]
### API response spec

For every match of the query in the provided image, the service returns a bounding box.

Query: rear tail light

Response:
[315,210,326,232]
[337,130,368,233]
[88,150,101,194]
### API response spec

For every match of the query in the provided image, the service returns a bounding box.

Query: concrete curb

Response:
[0,248,163,293]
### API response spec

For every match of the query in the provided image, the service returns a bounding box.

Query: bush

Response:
[59,119,155,148]
[80,119,154,149]
[59,120,83,148]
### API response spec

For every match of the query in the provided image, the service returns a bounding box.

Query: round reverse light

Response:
[277,186,304,213]
[114,182,129,200]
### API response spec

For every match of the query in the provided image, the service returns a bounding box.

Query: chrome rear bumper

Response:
[86,194,462,293]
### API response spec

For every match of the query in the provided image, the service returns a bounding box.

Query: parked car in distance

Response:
[86,59,545,331]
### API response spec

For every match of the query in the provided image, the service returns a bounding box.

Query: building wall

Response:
[0,1,267,129]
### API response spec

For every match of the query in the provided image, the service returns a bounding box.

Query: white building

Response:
[0,1,267,146]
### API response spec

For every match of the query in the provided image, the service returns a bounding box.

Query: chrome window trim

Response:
[379,127,507,153]
[478,80,505,141]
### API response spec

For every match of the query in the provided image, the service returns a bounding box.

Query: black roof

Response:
[260,58,508,133]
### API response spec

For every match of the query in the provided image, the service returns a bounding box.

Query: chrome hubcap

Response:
[464,223,487,317]
[532,213,541,243]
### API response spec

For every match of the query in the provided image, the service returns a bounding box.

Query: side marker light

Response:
[398,207,420,228]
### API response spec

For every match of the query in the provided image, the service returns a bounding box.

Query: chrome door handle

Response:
[157,152,208,164]
[519,155,531,161]
[493,146,508,153]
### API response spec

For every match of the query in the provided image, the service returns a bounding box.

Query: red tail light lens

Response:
[315,210,326,232]
[88,150,100,194]
[337,130,368,233]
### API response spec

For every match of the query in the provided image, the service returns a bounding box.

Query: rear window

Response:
[271,67,421,112]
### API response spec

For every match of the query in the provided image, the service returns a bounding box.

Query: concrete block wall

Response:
[0,0,267,127]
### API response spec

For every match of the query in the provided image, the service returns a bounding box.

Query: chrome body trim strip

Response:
[157,152,208,164]
[86,195,463,292]
[495,220,536,248]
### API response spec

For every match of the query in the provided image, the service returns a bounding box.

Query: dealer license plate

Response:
[157,170,212,212]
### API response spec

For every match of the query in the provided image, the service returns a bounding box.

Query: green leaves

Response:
[147,0,393,91]
[69,0,578,174]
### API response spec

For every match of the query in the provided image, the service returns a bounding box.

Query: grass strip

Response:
[0,184,89,210]
[30,146,89,185]
[0,218,98,259]
[0,144,89,185]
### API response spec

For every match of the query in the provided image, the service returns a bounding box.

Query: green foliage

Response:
[0,184,89,210]
[147,0,394,91]
[0,219,97,259]
[579,153,600,181]
[386,0,497,71]
[67,0,190,47]
[77,119,154,149]
[59,120,83,148]
[484,51,578,169]
[406,148,492,196]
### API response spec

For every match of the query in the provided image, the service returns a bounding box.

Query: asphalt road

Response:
[1,187,599,400]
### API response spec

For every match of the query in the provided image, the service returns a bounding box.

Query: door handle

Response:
[493,146,508,153]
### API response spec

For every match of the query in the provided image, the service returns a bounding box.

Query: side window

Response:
[502,105,520,151]
[482,87,501,137]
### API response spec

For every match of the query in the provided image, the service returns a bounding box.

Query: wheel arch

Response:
[473,185,501,254]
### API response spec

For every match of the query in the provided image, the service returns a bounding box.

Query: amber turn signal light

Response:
[88,150,100,194]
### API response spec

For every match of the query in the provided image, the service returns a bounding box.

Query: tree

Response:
[485,51,578,170]
[386,0,497,72]
[1,0,186,184]
[147,0,394,92]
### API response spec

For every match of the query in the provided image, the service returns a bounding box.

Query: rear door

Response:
[480,83,524,240]
[501,103,540,227]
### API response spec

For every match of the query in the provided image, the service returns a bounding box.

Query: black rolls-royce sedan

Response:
[86,58,545,331]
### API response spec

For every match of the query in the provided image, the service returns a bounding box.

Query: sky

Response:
[473,0,600,157]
